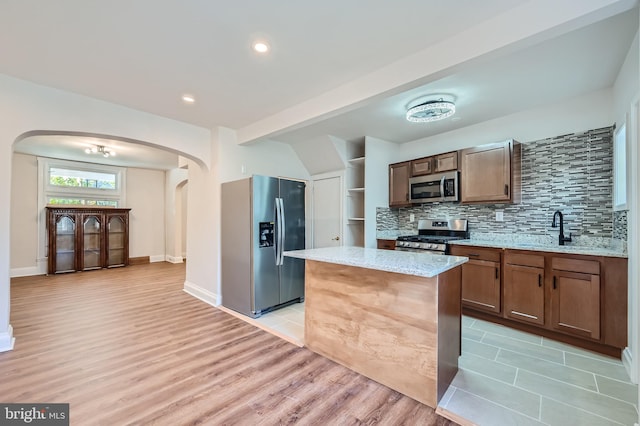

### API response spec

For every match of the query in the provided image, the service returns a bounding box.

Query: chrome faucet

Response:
[551,210,572,246]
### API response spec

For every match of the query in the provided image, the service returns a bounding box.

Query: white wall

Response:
[613,30,639,126]
[10,153,38,273]
[127,167,166,261]
[364,137,396,247]
[165,167,189,263]
[218,129,310,183]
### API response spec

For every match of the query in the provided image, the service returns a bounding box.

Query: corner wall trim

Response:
[166,255,184,264]
[183,281,219,307]
[0,325,15,352]
[623,347,635,383]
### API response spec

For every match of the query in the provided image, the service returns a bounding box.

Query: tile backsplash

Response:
[377,126,628,243]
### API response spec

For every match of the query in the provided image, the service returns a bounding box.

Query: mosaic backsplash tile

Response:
[376,126,628,243]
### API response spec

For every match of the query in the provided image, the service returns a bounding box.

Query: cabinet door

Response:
[389,162,411,207]
[504,264,544,325]
[551,270,600,340]
[106,214,128,267]
[410,157,433,176]
[460,141,511,203]
[81,214,103,270]
[53,214,77,273]
[434,151,458,173]
[461,259,501,314]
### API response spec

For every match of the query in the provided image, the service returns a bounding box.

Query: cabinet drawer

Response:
[552,257,599,275]
[505,252,544,268]
[411,157,433,176]
[377,239,396,250]
[450,246,501,263]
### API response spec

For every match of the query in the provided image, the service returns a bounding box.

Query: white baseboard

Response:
[10,266,44,278]
[623,347,635,383]
[0,325,15,352]
[149,255,166,263]
[166,255,184,264]
[183,280,219,306]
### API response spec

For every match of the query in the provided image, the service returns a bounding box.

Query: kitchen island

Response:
[284,246,467,408]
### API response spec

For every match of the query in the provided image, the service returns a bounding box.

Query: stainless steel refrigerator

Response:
[221,175,305,318]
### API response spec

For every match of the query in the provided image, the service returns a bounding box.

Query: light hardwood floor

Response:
[2,263,455,425]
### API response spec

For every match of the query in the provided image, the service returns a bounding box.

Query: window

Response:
[39,158,126,207]
[613,123,627,210]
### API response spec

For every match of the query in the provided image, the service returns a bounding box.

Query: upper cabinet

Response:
[434,151,458,173]
[460,140,521,203]
[411,157,433,176]
[388,161,411,208]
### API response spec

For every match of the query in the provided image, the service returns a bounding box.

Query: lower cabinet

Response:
[449,246,501,314]
[503,252,544,326]
[454,245,626,356]
[551,257,600,340]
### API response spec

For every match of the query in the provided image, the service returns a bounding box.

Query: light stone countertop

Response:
[449,239,628,258]
[284,246,468,278]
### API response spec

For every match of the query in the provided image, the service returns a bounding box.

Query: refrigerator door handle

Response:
[279,197,286,266]
[275,198,284,266]
[274,200,279,265]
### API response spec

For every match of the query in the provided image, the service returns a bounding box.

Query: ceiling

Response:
[2,1,638,168]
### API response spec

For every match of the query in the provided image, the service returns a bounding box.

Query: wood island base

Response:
[304,259,462,408]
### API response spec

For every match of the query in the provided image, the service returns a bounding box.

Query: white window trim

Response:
[35,157,127,273]
[613,122,629,211]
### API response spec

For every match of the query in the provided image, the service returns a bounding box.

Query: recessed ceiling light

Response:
[182,94,195,104]
[252,41,270,53]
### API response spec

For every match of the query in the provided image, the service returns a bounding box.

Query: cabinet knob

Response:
[331,236,340,241]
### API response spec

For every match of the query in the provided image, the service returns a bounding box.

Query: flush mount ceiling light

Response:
[84,145,116,158]
[252,41,270,53]
[182,94,195,104]
[406,95,456,123]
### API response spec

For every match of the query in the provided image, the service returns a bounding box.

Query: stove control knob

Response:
[412,242,420,248]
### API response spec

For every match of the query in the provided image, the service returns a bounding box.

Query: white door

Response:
[312,175,342,248]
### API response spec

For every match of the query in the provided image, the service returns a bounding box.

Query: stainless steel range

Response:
[395,219,469,254]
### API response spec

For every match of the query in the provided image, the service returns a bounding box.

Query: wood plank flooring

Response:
[2,263,456,425]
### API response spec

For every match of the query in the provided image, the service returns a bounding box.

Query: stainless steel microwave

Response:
[409,171,459,203]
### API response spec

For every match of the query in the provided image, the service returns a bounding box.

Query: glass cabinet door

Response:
[55,215,76,272]
[82,215,102,270]
[107,215,126,267]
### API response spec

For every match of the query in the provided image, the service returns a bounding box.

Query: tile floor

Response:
[229,304,639,425]
[440,316,639,426]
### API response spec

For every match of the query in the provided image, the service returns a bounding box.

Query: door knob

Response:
[331,236,340,241]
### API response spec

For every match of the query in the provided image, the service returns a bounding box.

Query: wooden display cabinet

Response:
[47,206,131,274]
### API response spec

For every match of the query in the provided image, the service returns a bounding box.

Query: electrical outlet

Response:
[409,213,415,223]
[496,211,504,222]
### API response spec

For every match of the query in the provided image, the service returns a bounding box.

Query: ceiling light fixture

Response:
[406,95,456,123]
[182,94,195,104]
[252,41,269,53]
[85,145,116,158]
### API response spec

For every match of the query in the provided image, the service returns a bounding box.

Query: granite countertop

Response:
[449,239,628,258]
[284,246,468,278]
